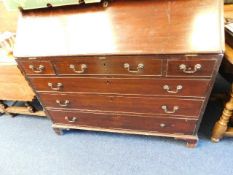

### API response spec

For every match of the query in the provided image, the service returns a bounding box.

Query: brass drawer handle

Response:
[163,85,183,94]
[29,65,44,73]
[179,64,202,74]
[161,105,179,114]
[48,82,63,91]
[56,100,69,107]
[65,116,77,123]
[69,64,87,74]
[160,123,166,128]
[124,63,144,73]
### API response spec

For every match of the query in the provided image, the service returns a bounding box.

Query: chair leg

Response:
[0,100,7,116]
[211,84,233,142]
[24,102,35,113]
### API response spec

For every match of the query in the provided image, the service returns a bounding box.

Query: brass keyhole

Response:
[106,80,111,85]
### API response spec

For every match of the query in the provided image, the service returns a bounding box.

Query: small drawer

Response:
[107,56,162,76]
[53,56,162,76]
[166,59,216,77]
[18,61,55,75]
[39,93,203,117]
[47,110,197,135]
[30,77,210,98]
[53,58,104,75]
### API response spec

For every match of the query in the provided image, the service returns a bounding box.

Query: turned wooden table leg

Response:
[24,102,35,113]
[0,100,13,116]
[0,100,7,110]
[0,100,5,116]
[211,84,233,142]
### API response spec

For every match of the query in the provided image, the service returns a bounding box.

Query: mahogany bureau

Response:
[14,0,224,147]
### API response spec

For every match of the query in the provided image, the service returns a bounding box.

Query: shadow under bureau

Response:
[15,0,224,147]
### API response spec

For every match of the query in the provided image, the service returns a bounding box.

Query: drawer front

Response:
[53,56,162,76]
[19,61,55,75]
[48,110,197,135]
[40,93,203,117]
[30,77,210,98]
[166,59,216,77]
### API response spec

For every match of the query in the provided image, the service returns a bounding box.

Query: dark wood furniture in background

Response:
[0,2,45,117]
[15,0,224,147]
[211,46,233,141]
[0,60,45,117]
[211,4,233,142]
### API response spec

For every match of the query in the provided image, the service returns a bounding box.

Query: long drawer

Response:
[47,110,197,135]
[30,77,210,98]
[39,93,203,117]
[18,56,162,76]
[53,56,162,76]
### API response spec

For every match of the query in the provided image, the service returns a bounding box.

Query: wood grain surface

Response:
[29,77,211,98]
[39,93,203,117]
[14,0,224,146]
[0,64,34,101]
[48,109,197,135]
[53,56,162,76]
[14,0,224,57]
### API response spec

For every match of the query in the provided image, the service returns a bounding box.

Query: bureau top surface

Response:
[14,0,224,57]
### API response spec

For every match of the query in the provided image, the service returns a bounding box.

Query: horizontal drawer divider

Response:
[27,75,212,79]
[45,108,199,120]
[37,91,206,99]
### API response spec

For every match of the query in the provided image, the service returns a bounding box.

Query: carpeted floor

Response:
[0,74,232,175]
